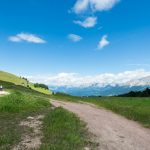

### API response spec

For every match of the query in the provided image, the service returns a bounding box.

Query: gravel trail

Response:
[51,100,150,150]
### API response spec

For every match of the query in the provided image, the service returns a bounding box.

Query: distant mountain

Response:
[49,76,150,96]
[49,85,150,96]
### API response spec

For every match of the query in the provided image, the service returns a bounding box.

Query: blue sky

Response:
[0,0,150,78]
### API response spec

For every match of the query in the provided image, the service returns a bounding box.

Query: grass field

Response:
[0,81,94,150]
[51,93,150,128]
[0,71,51,95]
[40,108,96,150]
[0,87,50,150]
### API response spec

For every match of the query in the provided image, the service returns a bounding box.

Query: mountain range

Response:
[49,76,150,96]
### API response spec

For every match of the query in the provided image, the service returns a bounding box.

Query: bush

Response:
[34,83,49,90]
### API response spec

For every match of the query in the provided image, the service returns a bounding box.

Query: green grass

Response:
[0,90,50,150]
[51,93,150,128]
[40,107,96,150]
[0,71,27,86]
[29,84,52,95]
[0,80,51,150]
[0,92,50,113]
[0,81,95,150]
[0,80,50,98]
[0,70,51,95]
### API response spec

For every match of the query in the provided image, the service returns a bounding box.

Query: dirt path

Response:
[51,100,150,150]
[12,115,44,150]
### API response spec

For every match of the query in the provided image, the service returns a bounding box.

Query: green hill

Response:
[0,71,51,95]
[0,73,92,150]
[0,71,27,85]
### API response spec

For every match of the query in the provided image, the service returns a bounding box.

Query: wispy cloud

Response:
[27,70,150,87]
[71,0,120,49]
[73,0,120,14]
[74,16,97,28]
[73,0,89,14]
[68,34,83,42]
[9,33,46,44]
[72,0,120,29]
[98,35,109,49]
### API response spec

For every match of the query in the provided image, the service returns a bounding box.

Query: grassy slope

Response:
[0,81,50,150]
[30,84,51,95]
[0,71,51,95]
[0,71,27,86]
[51,93,150,128]
[0,81,94,150]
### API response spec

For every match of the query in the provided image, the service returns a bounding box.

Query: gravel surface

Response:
[51,100,150,150]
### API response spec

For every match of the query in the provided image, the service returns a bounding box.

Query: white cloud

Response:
[73,0,89,14]
[9,36,22,42]
[68,34,83,42]
[90,0,120,12]
[9,33,46,44]
[98,35,109,49]
[74,16,97,28]
[27,70,150,87]
[73,0,120,13]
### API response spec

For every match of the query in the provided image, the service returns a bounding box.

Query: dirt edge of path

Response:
[12,115,44,150]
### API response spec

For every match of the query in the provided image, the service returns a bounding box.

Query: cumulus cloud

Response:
[68,34,83,42]
[74,16,97,28]
[73,0,120,13]
[73,0,89,14]
[98,35,109,49]
[9,33,46,43]
[27,70,150,87]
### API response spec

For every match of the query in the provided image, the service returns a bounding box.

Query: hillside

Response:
[0,71,27,85]
[0,75,94,149]
[0,71,51,95]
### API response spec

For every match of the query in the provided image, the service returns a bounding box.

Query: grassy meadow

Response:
[0,71,51,95]
[51,93,150,128]
[0,82,50,150]
[0,71,27,86]
[0,79,94,150]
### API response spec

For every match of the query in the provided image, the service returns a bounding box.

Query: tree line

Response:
[118,88,150,97]
[34,83,49,90]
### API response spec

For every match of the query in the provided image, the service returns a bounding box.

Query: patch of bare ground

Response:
[0,91,9,96]
[12,115,44,150]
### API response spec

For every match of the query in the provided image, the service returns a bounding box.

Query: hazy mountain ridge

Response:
[124,76,150,86]
[49,76,150,96]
